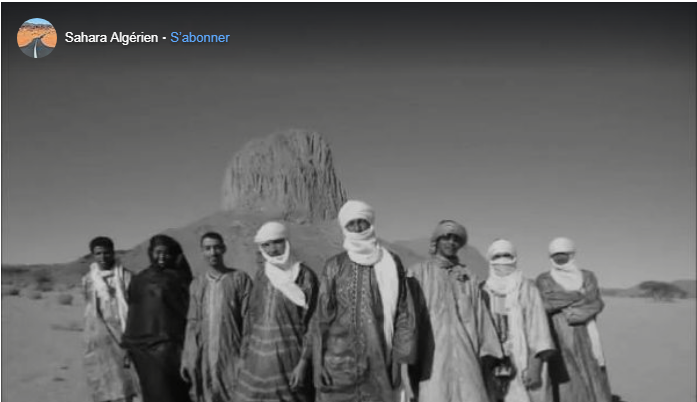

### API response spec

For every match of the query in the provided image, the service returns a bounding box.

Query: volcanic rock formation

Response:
[221,129,347,223]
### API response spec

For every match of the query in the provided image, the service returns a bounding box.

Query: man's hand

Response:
[289,359,308,389]
[320,366,332,387]
[522,367,542,389]
[180,363,193,384]
[401,364,415,401]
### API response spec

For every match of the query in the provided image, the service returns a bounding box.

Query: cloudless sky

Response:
[2,4,695,287]
[25,18,51,25]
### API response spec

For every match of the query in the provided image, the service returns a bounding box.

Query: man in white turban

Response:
[406,220,503,402]
[181,232,253,402]
[482,239,555,402]
[234,221,319,402]
[536,237,612,402]
[312,200,416,402]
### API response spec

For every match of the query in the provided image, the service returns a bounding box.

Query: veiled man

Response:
[234,221,319,402]
[82,236,138,402]
[313,200,416,402]
[536,237,612,402]
[482,239,555,402]
[407,220,503,402]
[181,231,253,402]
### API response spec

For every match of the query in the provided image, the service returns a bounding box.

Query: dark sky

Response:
[2,3,695,287]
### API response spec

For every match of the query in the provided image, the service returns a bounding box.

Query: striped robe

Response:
[234,263,319,402]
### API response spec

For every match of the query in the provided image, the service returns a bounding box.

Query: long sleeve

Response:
[474,283,504,359]
[311,258,337,387]
[181,279,201,393]
[122,269,132,302]
[300,267,320,362]
[524,281,555,358]
[536,274,585,314]
[391,254,417,366]
[564,271,604,325]
[236,274,253,332]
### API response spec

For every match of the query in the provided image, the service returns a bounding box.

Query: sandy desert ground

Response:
[17,26,57,48]
[1,291,695,402]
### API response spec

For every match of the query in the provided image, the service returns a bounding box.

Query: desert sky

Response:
[2,4,695,287]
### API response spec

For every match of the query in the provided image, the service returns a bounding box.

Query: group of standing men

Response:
[82,200,613,402]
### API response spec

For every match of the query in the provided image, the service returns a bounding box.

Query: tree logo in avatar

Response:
[17,18,57,59]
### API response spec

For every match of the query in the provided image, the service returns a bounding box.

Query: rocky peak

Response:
[221,129,347,223]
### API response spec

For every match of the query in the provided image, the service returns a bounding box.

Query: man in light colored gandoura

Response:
[181,232,253,402]
[407,220,503,402]
[482,239,555,402]
[536,237,612,402]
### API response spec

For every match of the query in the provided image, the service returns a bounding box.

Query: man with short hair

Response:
[407,220,503,402]
[312,200,416,402]
[181,232,253,402]
[82,236,138,402]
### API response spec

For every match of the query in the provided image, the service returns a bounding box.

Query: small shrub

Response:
[56,293,73,305]
[26,290,43,300]
[32,269,54,292]
[54,283,69,292]
[1,286,21,297]
[638,281,687,302]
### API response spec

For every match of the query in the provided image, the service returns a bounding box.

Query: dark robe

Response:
[312,251,416,402]
[122,265,192,402]
[234,263,319,402]
[536,270,612,402]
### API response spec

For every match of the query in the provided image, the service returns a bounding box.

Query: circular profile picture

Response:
[17,18,57,59]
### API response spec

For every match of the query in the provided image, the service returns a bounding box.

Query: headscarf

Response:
[88,261,129,332]
[483,239,527,380]
[255,221,306,308]
[429,220,468,255]
[548,237,582,291]
[338,200,380,265]
[485,239,523,295]
[148,234,193,282]
[337,200,399,353]
[548,237,606,366]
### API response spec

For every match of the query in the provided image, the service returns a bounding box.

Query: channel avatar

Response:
[18,18,57,58]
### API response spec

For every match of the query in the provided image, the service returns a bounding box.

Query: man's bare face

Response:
[201,237,226,268]
[436,234,463,258]
[92,246,115,270]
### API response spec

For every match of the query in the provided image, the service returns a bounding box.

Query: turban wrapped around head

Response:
[429,220,468,255]
[487,239,517,264]
[338,200,375,229]
[254,221,288,244]
[548,237,576,256]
